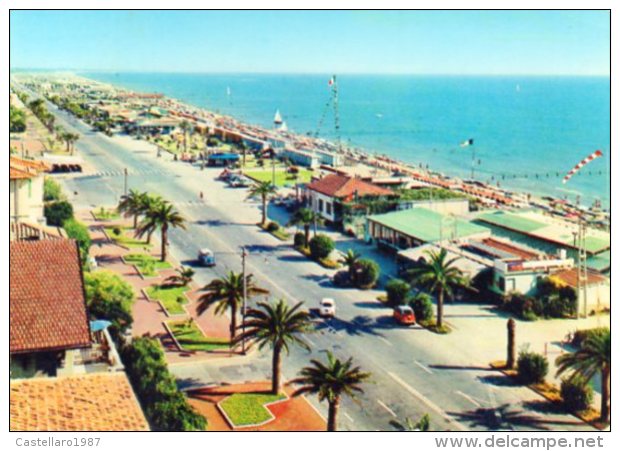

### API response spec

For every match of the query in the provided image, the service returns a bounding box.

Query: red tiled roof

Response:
[10,373,150,431]
[10,239,91,354]
[9,156,50,180]
[306,174,393,199]
[551,268,608,288]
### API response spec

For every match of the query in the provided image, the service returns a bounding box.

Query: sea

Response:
[82,73,611,208]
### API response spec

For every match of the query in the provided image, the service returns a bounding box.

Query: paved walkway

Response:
[80,209,233,364]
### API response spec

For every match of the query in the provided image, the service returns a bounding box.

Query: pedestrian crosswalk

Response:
[75,168,169,179]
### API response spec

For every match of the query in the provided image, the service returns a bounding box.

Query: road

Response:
[39,94,594,432]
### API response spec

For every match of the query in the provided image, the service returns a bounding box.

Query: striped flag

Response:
[562,150,603,184]
[460,138,474,147]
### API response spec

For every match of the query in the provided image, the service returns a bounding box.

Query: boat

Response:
[274,109,283,125]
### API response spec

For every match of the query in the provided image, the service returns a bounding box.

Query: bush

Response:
[517,351,548,385]
[266,221,280,232]
[63,218,91,264]
[411,293,434,322]
[561,376,593,413]
[572,327,609,349]
[44,200,74,226]
[83,271,134,333]
[43,178,63,201]
[503,293,540,321]
[113,226,122,236]
[293,232,306,247]
[332,270,350,287]
[356,258,380,289]
[122,337,207,431]
[385,278,411,307]
[309,234,335,260]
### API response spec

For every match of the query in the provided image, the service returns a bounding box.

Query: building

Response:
[476,209,610,273]
[366,207,490,251]
[207,152,240,167]
[549,268,610,314]
[10,373,149,431]
[281,147,343,168]
[125,117,180,135]
[10,239,121,378]
[306,173,393,223]
[10,156,49,224]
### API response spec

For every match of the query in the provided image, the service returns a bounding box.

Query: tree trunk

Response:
[507,318,516,369]
[133,214,138,229]
[601,365,610,422]
[160,226,168,262]
[261,194,267,225]
[327,397,340,431]
[146,229,153,245]
[272,344,282,394]
[230,300,238,344]
[436,288,444,329]
[304,225,310,247]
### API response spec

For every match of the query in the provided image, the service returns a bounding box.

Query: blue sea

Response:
[82,73,611,207]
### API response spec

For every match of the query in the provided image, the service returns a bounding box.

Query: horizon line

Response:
[9,68,611,78]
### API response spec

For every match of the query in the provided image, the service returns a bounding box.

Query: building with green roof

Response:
[365,208,490,250]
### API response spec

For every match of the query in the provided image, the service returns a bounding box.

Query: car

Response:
[228,176,249,188]
[319,298,336,318]
[197,248,216,267]
[393,305,416,325]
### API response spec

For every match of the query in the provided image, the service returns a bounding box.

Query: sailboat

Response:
[280,121,288,132]
[274,109,283,125]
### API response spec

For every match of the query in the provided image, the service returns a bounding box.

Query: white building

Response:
[9,157,49,224]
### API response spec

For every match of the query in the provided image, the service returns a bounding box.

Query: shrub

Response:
[293,231,306,247]
[517,351,548,385]
[503,293,540,321]
[572,327,609,349]
[266,221,280,232]
[561,376,593,413]
[332,270,350,287]
[121,337,207,431]
[63,218,91,264]
[411,293,434,322]
[309,234,335,260]
[43,178,63,201]
[356,258,380,289]
[84,271,134,333]
[113,226,122,236]
[44,200,74,226]
[385,278,411,307]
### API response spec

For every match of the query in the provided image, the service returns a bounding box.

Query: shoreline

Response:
[12,72,610,221]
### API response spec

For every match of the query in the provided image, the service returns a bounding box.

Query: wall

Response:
[307,190,338,222]
[10,176,45,224]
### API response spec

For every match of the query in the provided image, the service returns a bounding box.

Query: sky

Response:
[9,10,610,75]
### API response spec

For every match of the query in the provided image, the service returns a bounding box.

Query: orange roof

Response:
[306,174,393,199]
[10,373,149,431]
[10,239,91,354]
[9,156,50,180]
[551,268,608,288]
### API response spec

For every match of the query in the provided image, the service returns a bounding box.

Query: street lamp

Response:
[123,168,128,197]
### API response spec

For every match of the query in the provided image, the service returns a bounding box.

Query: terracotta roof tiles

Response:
[306,174,393,200]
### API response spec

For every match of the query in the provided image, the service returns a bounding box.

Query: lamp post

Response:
[123,168,128,197]
[241,246,248,354]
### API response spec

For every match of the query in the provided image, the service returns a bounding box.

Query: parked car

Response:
[197,248,216,267]
[228,176,249,188]
[319,298,336,318]
[393,305,416,325]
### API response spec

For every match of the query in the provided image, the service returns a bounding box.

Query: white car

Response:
[319,298,336,318]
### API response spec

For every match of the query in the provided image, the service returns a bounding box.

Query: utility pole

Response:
[241,246,248,354]
[123,168,128,197]
[576,216,588,319]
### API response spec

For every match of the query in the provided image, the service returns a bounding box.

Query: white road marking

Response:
[344,412,355,423]
[414,360,433,374]
[387,371,468,431]
[455,390,482,408]
[378,336,393,347]
[377,400,397,418]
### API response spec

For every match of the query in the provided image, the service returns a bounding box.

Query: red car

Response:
[393,305,416,325]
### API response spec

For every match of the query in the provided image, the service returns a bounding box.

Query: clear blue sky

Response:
[10,10,610,75]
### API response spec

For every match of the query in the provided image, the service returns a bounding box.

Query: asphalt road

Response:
[37,93,594,432]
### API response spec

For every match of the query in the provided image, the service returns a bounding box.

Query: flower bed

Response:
[218,392,287,428]
[146,285,190,315]
[124,253,172,277]
[104,226,152,250]
[166,320,229,352]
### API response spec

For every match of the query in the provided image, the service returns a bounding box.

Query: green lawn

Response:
[167,320,230,351]
[92,207,120,221]
[245,168,313,187]
[219,393,286,427]
[124,253,172,277]
[104,226,152,250]
[146,285,190,315]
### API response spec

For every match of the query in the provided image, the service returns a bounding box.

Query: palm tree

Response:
[288,207,322,247]
[406,248,465,329]
[235,299,313,394]
[197,271,269,343]
[118,189,146,228]
[179,120,192,153]
[136,200,186,262]
[138,194,163,243]
[291,351,370,431]
[556,329,611,422]
[165,266,195,287]
[238,141,248,168]
[339,249,361,283]
[247,180,278,225]
[390,414,430,431]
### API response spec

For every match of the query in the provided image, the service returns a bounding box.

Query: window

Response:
[497,276,506,292]
[326,202,332,215]
[318,199,324,212]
